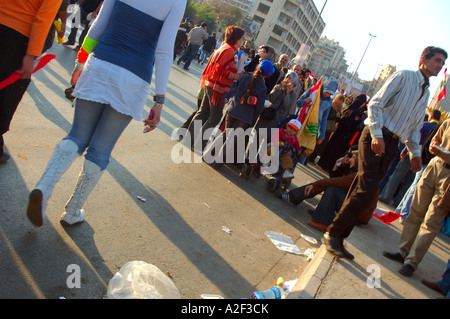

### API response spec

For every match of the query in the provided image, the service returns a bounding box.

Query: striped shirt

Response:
[365,70,430,157]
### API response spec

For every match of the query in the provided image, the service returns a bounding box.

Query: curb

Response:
[287,245,335,299]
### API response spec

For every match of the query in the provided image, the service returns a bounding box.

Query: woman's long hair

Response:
[241,68,263,104]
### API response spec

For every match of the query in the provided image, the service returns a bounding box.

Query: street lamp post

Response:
[350,33,377,85]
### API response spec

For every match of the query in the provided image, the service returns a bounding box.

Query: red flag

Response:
[0,54,56,90]
[437,68,447,105]
[373,207,402,224]
[297,78,322,124]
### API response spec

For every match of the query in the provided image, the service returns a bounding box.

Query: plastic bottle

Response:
[252,277,286,299]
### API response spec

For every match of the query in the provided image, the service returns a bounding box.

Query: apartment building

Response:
[246,0,325,59]
[306,36,348,80]
[367,64,397,97]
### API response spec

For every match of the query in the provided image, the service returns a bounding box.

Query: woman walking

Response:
[186,25,245,153]
[27,0,186,227]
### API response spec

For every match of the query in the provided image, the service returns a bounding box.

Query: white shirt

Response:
[73,0,186,120]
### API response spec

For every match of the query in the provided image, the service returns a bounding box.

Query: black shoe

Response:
[0,153,10,164]
[307,209,315,215]
[183,67,189,71]
[383,251,404,263]
[27,189,44,227]
[322,232,345,258]
[339,238,354,260]
[62,41,75,46]
[177,59,182,65]
[398,264,415,277]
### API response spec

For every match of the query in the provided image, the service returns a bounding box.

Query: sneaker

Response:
[282,171,294,179]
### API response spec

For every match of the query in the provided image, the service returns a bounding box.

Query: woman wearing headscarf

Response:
[267,70,299,129]
[318,94,368,173]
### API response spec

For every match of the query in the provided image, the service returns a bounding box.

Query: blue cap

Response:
[258,60,275,75]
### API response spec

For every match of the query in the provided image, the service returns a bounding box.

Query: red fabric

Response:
[0,54,55,90]
[297,79,323,124]
[373,208,402,224]
[272,128,302,152]
[77,47,89,64]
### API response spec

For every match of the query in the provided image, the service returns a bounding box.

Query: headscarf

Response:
[285,70,299,88]
[340,94,367,119]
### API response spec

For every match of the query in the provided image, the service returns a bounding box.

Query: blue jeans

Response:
[179,43,200,69]
[200,50,212,64]
[438,258,450,297]
[379,156,411,203]
[395,165,426,221]
[312,186,347,225]
[65,99,132,170]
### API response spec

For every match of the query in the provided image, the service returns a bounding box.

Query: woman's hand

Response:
[143,104,162,133]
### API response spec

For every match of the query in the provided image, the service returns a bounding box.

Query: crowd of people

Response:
[0,0,449,298]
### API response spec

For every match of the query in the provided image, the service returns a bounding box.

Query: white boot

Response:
[27,139,79,226]
[60,160,104,227]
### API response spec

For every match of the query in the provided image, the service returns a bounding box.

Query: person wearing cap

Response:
[209,60,274,168]
[270,119,302,179]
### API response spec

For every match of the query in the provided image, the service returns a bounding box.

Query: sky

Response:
[312,0,450,98]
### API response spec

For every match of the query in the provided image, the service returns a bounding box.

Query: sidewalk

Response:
[287,196,450,299]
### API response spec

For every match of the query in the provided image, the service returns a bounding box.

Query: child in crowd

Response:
[271,119,302,179]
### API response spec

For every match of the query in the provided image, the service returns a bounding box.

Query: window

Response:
[257,3,270,15]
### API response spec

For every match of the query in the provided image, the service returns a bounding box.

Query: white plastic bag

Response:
[107,261,180,299]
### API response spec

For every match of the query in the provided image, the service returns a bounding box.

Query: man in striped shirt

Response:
[322,46,447,260]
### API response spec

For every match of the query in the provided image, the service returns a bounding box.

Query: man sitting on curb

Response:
[276,151,376,231]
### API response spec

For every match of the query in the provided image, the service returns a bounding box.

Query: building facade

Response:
[366,64,397,97]
[246,0,325,60]
[305,36,348,81]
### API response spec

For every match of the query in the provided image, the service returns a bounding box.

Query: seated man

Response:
[277,151,376,231]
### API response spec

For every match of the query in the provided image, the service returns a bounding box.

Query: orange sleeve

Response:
[27,0,62,56]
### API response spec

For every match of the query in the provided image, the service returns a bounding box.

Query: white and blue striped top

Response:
[73,0,186,121]
[365,70,430,157]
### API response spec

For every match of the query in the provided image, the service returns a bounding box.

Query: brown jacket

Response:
[311,172,377,225]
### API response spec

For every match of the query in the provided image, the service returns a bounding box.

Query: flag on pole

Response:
[297,79,323,157]
[437,68,447,105]
[297,78,322,124]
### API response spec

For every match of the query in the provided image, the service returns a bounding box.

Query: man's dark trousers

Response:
[328,126,399,238]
